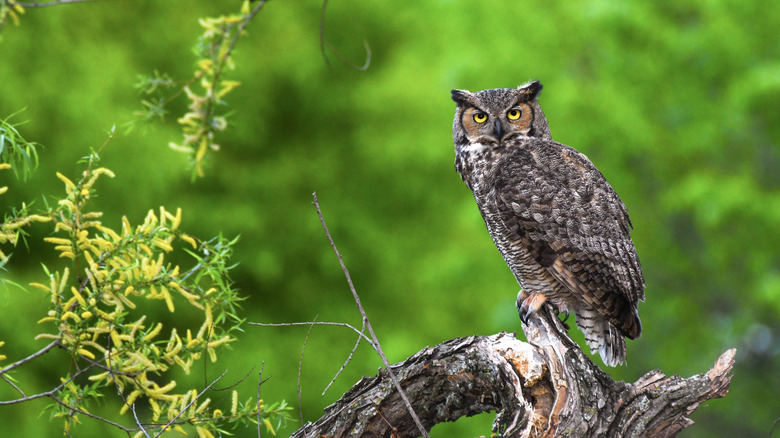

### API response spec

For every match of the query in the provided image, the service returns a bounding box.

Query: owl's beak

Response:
[494,120,504,140]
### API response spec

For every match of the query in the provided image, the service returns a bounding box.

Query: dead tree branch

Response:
[291,306,735,437]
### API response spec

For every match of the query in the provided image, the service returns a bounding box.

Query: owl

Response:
[451,80,645,366]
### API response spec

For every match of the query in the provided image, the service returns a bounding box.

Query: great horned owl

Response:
[451,80,645,366]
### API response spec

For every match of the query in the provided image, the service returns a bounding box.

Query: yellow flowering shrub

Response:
[0,137,290,436]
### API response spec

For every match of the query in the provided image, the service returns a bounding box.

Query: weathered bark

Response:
[291,308,735,437]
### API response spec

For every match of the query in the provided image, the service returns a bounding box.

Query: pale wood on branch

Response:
[291,308,735,437]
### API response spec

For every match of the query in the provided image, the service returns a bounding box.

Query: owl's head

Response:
[451,80,550,155]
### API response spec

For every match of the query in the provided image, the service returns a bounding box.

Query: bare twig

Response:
[318,0,371,70]
[1,373,26,398]
[9,0,104,7]
[0,386,59,405]
[49,394,130,431]
[298,317,317,426]
[311,192,429,438]
[770,416,780,438]
[212,366,256,392]
[322,318,366,396]
[250,319,370,395]
[131,403,151,438]
[0,340,59,376]
[0,354,90,406]
[249,321,373,344]
[257,361,265,438]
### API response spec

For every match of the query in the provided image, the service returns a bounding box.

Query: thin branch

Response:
[251,319,370,395]
[257,361,265,438]
[223,0,268,69]
[203,0,268,123]
[297,317,317,426]
[318,0,332,70]
[212,366,255,392]
[9,0,105,7]
[323,39,371,71]
[131,403,151,438]
[318,0,371,71]
[322,318,365,396]
[49,395,131,432]
[1,373,26,398]
[0,351,91,406]
[311,192,429,438]
[249,321,374,344]
[0,340,59,376]
[0,386,55,405]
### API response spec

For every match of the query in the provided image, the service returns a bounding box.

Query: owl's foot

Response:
[557,309,570,323]
[517,291,571,328]
[517,291,547,324]
[554,308,571,330]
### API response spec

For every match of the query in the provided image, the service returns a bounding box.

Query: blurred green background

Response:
[1,0,778,436]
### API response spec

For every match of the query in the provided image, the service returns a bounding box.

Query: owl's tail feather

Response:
[575,308,627,367]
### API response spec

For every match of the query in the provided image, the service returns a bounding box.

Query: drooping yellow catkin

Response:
[180,233,197,249]
[143,323,164,341]
[231,390,238,416]
[120,390,142,415]
[56,172,76,191]
[195,426,215,438]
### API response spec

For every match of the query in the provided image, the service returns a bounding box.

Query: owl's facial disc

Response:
[461,106,535,147]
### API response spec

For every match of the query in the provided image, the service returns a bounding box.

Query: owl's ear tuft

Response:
[518,80,543,100]
[451,89,473,105]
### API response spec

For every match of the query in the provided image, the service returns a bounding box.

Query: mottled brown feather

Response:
[492,140,644,339]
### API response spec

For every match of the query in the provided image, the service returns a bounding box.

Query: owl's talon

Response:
[517,292,547,324]
[557,310,571,330]
[518,304,530,324]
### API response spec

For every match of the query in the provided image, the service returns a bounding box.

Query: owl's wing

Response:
[492,139,644,339]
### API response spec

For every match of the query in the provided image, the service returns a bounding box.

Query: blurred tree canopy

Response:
[0,0,777,436]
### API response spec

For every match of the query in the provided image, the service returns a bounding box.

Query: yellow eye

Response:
[507,109,522,120]
[473,112,488,124]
